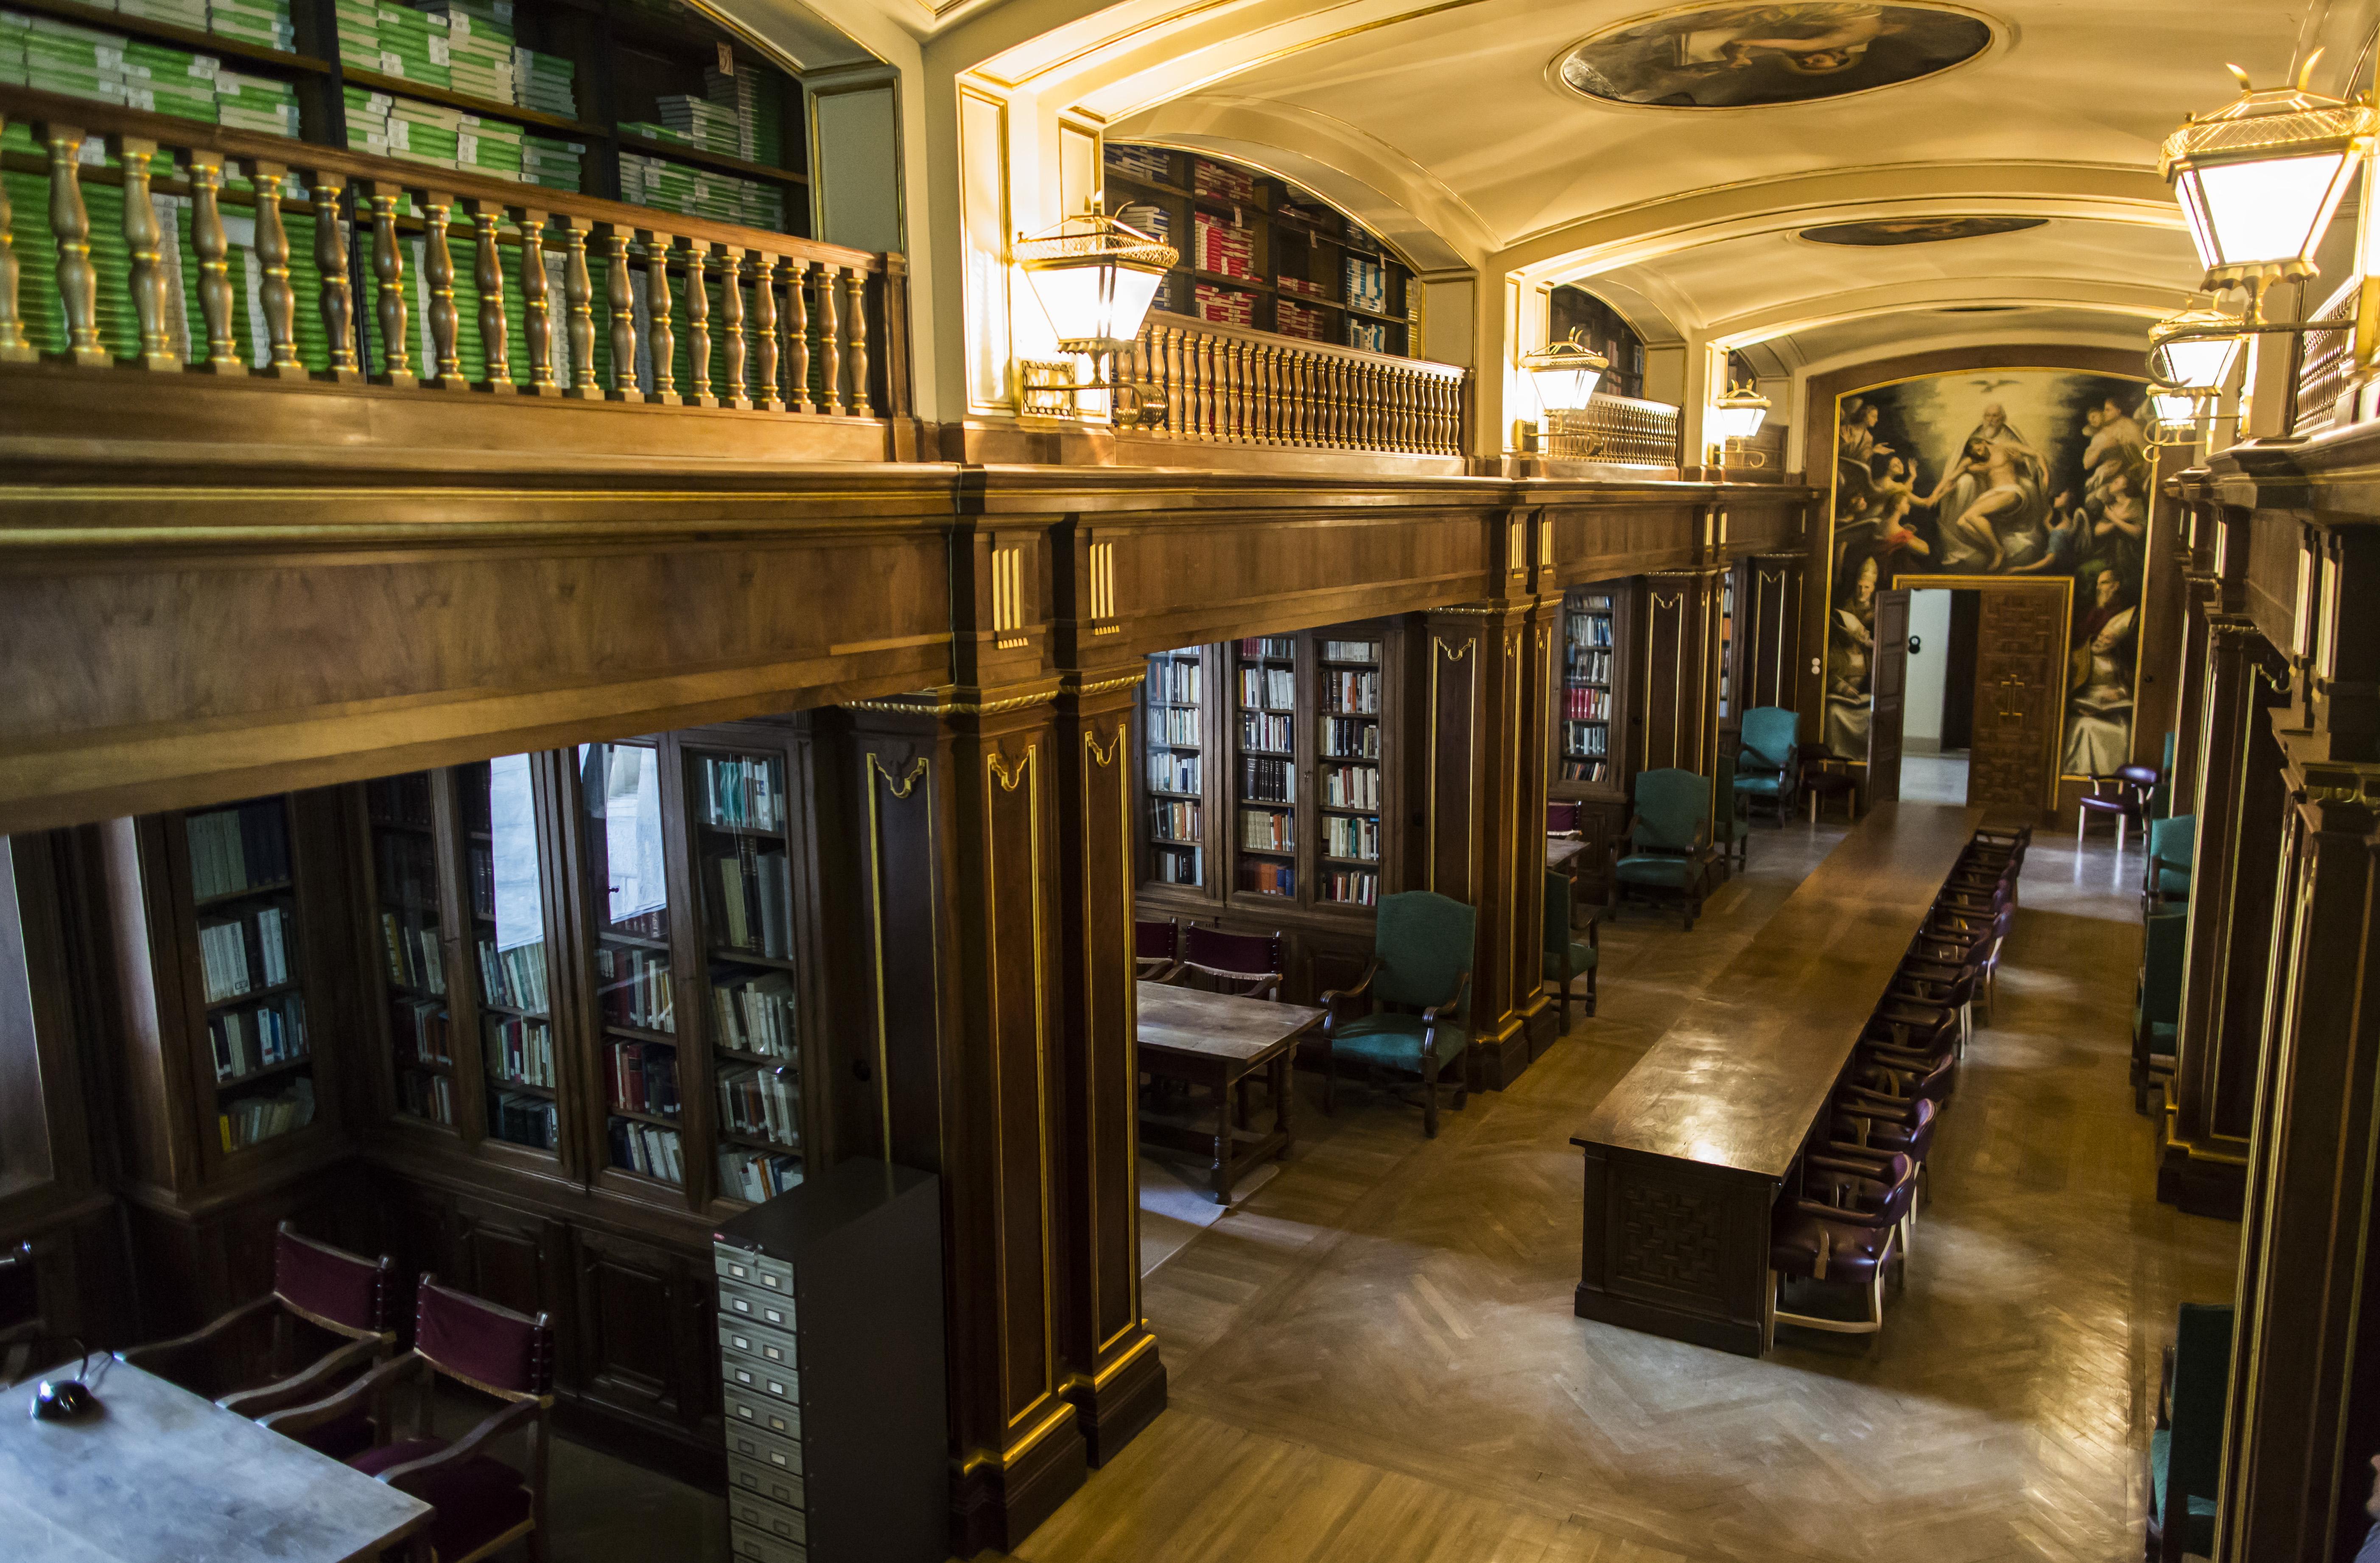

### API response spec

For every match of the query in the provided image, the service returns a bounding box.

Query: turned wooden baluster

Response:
[109,134,177,370]
[1286,350,1307,446]
[0,112,30,364]
[601,224,640,402]
[1249,343,1269,443]
[41,123,106,366]
[1197,336,1217,438]
[1318,359,1338,447]
[1164,328,1186,437]
[817,263,844,416]
[422,191,464,388]
[642,230,674,403]
[309,173,359,382]
[517,209,558,395]
[1222,340,1243,442]
[719,246,750,409]
[182,152,241,374]
[785,259,813,413]
[1359,364,1379,448]
[682,240,713,407]
[248,165,301,376]
[845,266,872,417]
[362,181,413,387]
[752,253,782,412]
[465,197,512,392]
[555,215,597,397]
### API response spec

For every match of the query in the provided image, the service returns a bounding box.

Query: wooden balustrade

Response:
[2294,275,2360,439]
[1547,392,1683,468]
[0,86,909,419]
[1130,309,1468,456]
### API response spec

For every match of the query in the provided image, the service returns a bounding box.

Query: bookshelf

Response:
[185,795,319,1153]
[1102,143,1419,358]
[1233,635,1299,899]
[1717,564,1738,726]
[465,754,560,1158]
[1556,588,1625,793]
[1143,645,1206,890]
[576,738,685,1190]
[1316,636,1382,908]
[367,771,453,1130]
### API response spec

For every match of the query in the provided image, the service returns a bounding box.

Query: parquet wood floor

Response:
[994,822,2240,1563]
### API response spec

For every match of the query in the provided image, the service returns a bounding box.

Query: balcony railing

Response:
[1127,311,1468,456]
[1547,393,1683,468]
[2294,275,2360,438]
[0,90,907,419]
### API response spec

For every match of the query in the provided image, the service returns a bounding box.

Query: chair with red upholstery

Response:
[123,1221,395,1456]
[1167,925,1284,1001]
[267,1277,553,1563]
[1767,1148,1917,1344]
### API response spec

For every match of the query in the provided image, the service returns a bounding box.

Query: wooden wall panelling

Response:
[572,1224,711,1434]
[2133,451,2192,770]
[1739,554,1804,718]
[1963,581,2068,817]
[1636,569,1718,779]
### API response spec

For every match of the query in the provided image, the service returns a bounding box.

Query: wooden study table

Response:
[0,1354,435,1562]
[1137,980,1325,1204]
[1570,801,1985,1356]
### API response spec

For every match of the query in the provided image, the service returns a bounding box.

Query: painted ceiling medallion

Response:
[1803,216,2047,245]
[1557,3,1993,109]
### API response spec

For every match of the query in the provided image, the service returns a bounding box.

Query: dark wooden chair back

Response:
[274,1223,394,1341]
[1172,925,1284,1000]
[414,1277,555,1402]
[1546,801,1582,836]
[1135,917,1179,978]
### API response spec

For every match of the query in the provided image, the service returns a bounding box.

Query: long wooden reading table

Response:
[1571,801,1986,1356]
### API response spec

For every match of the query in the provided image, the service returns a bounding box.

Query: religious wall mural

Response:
[1824,368,2153,774]
[1800,216,2045,246]
[1556,3,1993,109]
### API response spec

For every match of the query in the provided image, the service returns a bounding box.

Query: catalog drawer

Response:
[725,1419,805,1478]
[718,1276,795,1332]
[723,1385,802,1442]
[715,1241,795,1297]
[718,1314,798,1369]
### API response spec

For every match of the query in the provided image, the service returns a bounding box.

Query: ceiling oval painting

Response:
[1802,216,2048,245]
[1556,3,1996,109]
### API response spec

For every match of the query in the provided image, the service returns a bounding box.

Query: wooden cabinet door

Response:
[1966,583,2067,815]
[454,1196,570,1351]
[1865,589,1910,804]
[572,1228,708,1431]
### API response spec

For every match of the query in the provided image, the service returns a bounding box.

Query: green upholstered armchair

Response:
[2145,814,2194,917]
[1608,768,1714,930]
[1544,869,1599,1033]
[1711,752,1751,880]
[2132,911,2186,1113]
[2148,1303,2232,1563]
[1318,891,1474,1137]
[1734,706,1799,823]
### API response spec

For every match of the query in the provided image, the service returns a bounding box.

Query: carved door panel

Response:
[1865,590,1910,804]
[454,1196,571,1375]
[1966,585,2066,815]
[572,1228,708,1431]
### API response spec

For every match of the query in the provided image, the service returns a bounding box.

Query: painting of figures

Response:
[1558,3,1992,109]
[1823,368,2153,773]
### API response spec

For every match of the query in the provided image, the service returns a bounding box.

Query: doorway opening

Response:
[1902,588,1978,804]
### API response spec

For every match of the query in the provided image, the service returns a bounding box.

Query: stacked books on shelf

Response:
[512,44,572,115]
[0,14,220,127]
[355,0,452,89]
[1153,850,1200,887]
[206,0,291,51]
[617,148,783,232]
[1275,273,1327,300]
[1566,685,1611,720]
[478,936,549,1012]
[519,130,582,190]
[1239,710,1292,752]
[113,0,207,31]
[421,0,510,101]
[1104,143,1171,185]
[1323,666,1380,714]
[208,991,306,1080]
[657,90,737,155]
[1321,764,1379,808]
[1146,647,1204,889]
[707,848,790,958]
[1318,638,1381,905]
[1323,814,1379,861]
[1344,255,1387,314]
[1323,638,1381,661]
[1563,594,1616,784]
[1147,751,1199,793]
[346,88,524,179]
[1149,799,1200,844]
[213,67,298,135]
[1322,717,1379,759]
[1192,157,1256,204]
[1193,283,1256,329]
[718,1062,799,1147]
[221,1075,313,1150]
[392,996,450,1063]
[702,756,783,830]
[1153,650,1202,705]
[1323,867,1378,906]
[398,1070,455,1124]
[380,909,442,991]
[1242,860,1293,896]
[200,904,292,1001]
[703,61,778,162]
[720,1147,802,1202]
[710,969,795,1058]
[609,1118,682,1181]
[609,1039,680,1116]
[1238,754,1292,803]
[485,1014,552,1084]
[1194,213,1254,279]
[1348,319,1387,353]
[491,1088,558,1149]
[596,944,673,1029]
[1275,300,1325,342]
[188,801,291,901]
[1239,809,1292,852]
[377,828,436,906]
[1239,663,1295,709]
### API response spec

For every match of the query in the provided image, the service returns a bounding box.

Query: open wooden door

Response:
[1865,589,1910,805]
[1966,581,2067,817]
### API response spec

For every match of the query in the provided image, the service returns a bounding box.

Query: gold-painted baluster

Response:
[465,197,511,392]
[785,258,813,413]
[41,122,106,365]
[844,266,871,417]
[751,252,781,412]
[1284,349,1305,446]
[422,190,462,388]
[1161,327,1183,437]
[309,172,359,382]
[248,161,301,376]
[363,180,414,387]
[0,112,31,363]
[816,262,843,415]
[682,239,713,407]
[719,246,750,409]
[183,152,241,374]
[1195,334,1214,438]
[555,214,596,397]
[601,224,640,402]
[642,230,674,403]
[109,134,177,370]
[517,207,557,396]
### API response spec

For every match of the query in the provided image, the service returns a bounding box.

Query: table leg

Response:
[1273,1050,1294,1154]
[1211,1059,1233,1204]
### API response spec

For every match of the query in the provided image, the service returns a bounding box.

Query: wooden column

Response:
[1739,552,1804,716]
[2171,493,2224,806]
[1638,565,1723,779]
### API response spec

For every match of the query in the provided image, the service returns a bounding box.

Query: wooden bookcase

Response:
[1547,286,1647,401]
[1549,582,1637,903]
[1133,619,1402,999]
[1717,562,1740,731]
[1102,143,1418,358]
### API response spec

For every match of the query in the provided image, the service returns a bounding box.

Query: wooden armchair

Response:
[1608,768,1716,930]
[1134,916,1180,980]
[124,1221,395,1456]
[1711,752,1752,880]
[1167,925,1284,1001]
[1733,706,1801,824]
[1797,744,1859,824]
[1544,868,1600,1032]
[267,1277,554,1563]
[1319,891,1474,1136]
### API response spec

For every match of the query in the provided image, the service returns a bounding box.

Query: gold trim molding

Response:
[849,683,1063,717]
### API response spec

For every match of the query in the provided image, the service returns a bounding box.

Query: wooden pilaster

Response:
[1738,552,1804,717]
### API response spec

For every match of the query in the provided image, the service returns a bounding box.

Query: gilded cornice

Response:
[847,682,1064,716]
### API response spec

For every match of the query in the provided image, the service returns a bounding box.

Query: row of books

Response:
[596,943,673,1031]
[369,773,435,829]
[1569,611,1615,648]
[478,936,549,1013]
[1323,815,1380,863]
[392,996,450,1064]
[220,1076,314,1150]
[1568,648,1614,683]
[617,150,785,234]
[1322,868,1379,906]
[485,1014,553,1086]
[1149,800,1201,845]
[490,1088,558,1149]
[1322,718,1380,760]
[1241,637,1295,657]
[210,992,306,1081]
[708,848,791,960]
[200,903,292,1003]
[1321,640,1380,662]
[1194,213,1254,280]
[1565,686,1613,722]
[1237,666,1295,710]
[699,754,785,831]
[1343,256,1388,315]
[1348,319,1390,353]
[398,1070,455,1124]
[1193,283,1256,329]
[610,1119,683,1182]
[1239,808,1293,852]
[1240,861,1294,896]
[1151,846,1202,886]
[1150,657,1203,704]
[186,801,290,902]
[700,58,783,167]
[1239,756,1292,804]
[378,830,437,909]
[1321,765,1380,809]
[380,910,443,994]
[1322,669,1379,715]
[0,11,299,134]
[1147,752,1201,794]
[608,1039,680,1117]
[720,1147,802,1202]
[1275,299,1325,342]
[1193,157,1257,204]
[1152,708,1201,745]
[1104,143,1171,185]
[1240,712,1292,753]
[711,970,796,1059]
[1565,721,1611,759]
[718,1062,800,1148]
[1563,758,1611,784]
[467,840,498,921]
